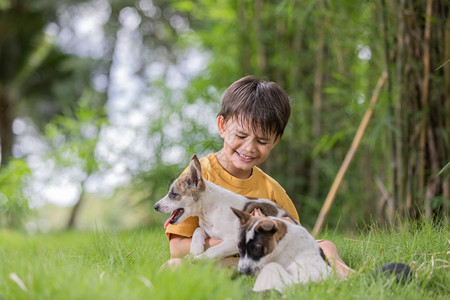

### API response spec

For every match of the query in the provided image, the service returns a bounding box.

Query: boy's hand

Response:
[250,208,265,217]
[205,238,222,249]
[169,235,222,258]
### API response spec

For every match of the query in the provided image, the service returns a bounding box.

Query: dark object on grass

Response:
[375,262,413,284]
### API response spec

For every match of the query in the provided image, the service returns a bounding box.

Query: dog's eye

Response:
[169,190,179,199]
[250,245,263,257]
[238,241,246,256]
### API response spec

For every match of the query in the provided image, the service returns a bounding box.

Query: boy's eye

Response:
[235,134,246,139]
[258,140,268,145]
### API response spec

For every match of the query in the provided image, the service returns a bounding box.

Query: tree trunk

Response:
[67,185,85,229]
[0,93,14,167]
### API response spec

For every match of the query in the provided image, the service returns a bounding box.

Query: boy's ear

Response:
[217,115,226,138]
[273,135,281,146]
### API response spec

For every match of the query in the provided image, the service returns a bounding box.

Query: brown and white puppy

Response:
[231,208,331,292]
[154,154,298,260]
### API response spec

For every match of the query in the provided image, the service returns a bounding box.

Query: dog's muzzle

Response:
[239,267,254,276]
[238,263,259,276]
[239,267,256,276]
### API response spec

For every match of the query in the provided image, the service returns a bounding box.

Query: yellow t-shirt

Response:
[165,153,299,240]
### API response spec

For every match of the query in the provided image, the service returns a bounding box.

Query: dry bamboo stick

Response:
[312,71,387,238]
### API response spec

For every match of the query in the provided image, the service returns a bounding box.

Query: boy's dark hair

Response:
[217,75,291,138]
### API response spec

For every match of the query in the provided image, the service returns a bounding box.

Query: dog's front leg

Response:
[190,227,208,256]
[253,262,293,293]
[194,239,237,260]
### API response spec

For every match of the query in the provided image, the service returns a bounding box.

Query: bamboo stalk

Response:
[374,175,394,223]
[310,4,326,200]
[419,0,433,217]
[380,0,397,211]
[254,0,267,73]
[237,1,251,74]
[290,0,302,86]
[395,0,406,214]
[443,18,450,207]
[312,72,387,238]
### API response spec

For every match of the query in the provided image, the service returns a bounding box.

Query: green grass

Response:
[0,219,448,300]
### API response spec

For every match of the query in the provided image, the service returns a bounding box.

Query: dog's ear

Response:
[190,154,202,172]
[189,154,202,185]
[255,219,277,234]
[231,207,252,226]
[187,154,204,189]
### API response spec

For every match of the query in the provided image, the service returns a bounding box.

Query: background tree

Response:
[0,0,103,166]
[44,91,107,229]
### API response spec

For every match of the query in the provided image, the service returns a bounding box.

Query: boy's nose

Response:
[242,139,257,153]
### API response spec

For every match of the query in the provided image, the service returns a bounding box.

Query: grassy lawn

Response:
[0,219,448,299]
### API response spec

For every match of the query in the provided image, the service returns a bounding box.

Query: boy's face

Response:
[216,116,280,179]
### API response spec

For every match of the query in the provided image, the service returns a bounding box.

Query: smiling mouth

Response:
[164,208,185,228]
[237,152,253,160]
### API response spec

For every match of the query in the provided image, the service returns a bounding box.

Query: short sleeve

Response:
[165,216,199,240]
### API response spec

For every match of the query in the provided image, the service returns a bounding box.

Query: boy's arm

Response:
[169,234,223,258]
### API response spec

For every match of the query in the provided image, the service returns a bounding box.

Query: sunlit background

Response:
[0,0,448,233]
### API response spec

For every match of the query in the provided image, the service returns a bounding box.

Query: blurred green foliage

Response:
[44,89,108,175]
[0,159,31,227]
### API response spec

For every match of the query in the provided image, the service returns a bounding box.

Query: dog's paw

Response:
[190,227,207,256]
[192,251,213,261]
[190,243,205,256]
[184,254,196,262]
[193,254,206,260]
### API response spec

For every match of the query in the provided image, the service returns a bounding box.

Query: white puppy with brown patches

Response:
[231,208,331,292]
[154,154,298,260]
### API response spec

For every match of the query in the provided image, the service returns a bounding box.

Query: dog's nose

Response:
[239,267,254,276]
[154,203,159,211]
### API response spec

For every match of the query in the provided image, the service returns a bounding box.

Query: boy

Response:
[164,75,352,278]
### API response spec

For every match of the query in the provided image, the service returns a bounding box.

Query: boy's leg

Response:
[317,239,354,278]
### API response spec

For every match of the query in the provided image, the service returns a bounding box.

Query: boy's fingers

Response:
[251,208,265,217]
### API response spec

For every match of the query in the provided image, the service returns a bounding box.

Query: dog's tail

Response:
[374,262,413,284]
